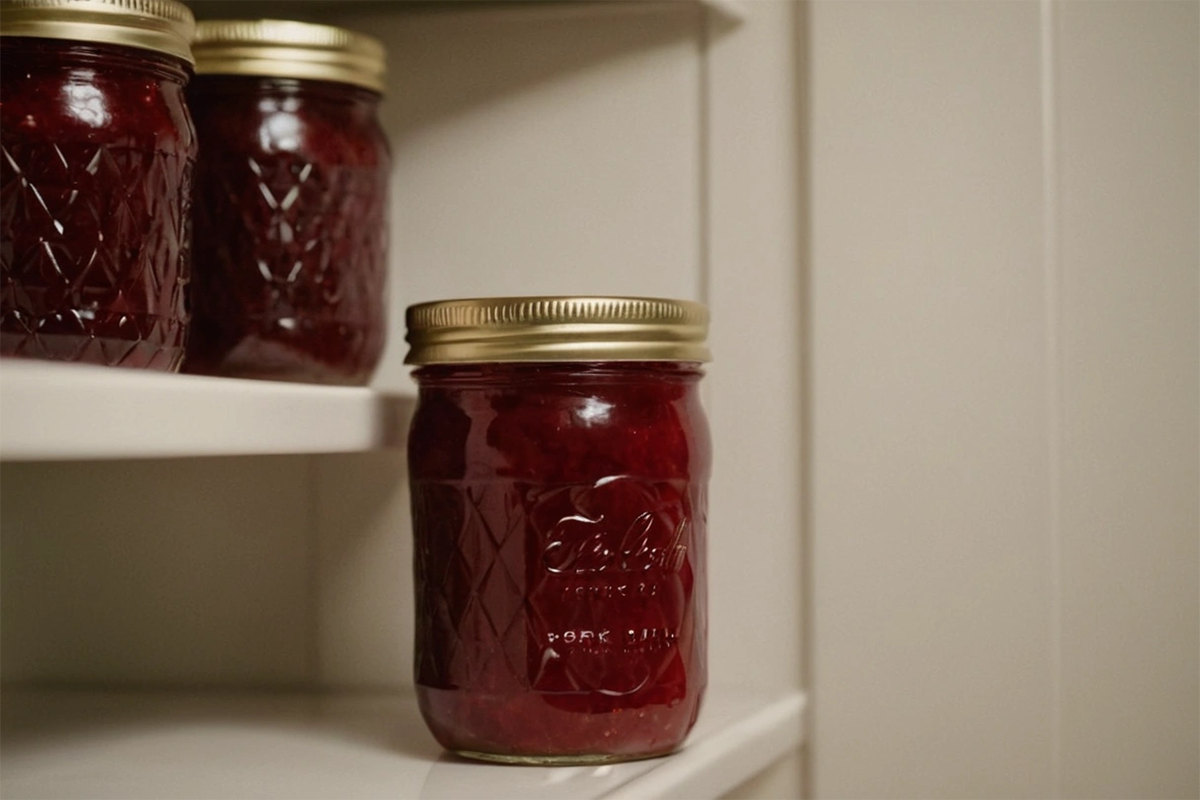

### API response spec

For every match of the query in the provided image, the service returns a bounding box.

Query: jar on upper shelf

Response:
[183,19,391,386]
[405,296,712,764]
[0,0,197,370]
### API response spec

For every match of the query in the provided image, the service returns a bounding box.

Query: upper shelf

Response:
[184,0,748,23]
[0,686,804,800]
[0,361,411,461]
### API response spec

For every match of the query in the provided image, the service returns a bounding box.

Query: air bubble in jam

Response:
[409,361,710,763]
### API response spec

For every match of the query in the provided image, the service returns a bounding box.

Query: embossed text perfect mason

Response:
[405,296,712,765]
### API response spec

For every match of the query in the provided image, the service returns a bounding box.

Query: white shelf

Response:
[0,361,412,461]
[0,686,805,800]
[184,0,748,24]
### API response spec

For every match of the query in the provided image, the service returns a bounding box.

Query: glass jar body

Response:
[408,361,710,764]
[0,38,197,370]
[184,75,389,385]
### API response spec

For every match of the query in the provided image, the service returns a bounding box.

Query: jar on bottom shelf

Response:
[405,296,712,764]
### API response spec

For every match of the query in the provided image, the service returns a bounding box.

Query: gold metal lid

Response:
[405,296,711,365]
[0,0,194,63]
[192,19,386,94]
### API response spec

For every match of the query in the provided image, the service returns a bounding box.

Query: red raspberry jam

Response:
[1,20,197,369]
[406,298,711,764]
[183,21,389,385]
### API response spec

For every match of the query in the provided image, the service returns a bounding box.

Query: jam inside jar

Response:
[0,9,197,370]
[184,21,390,385]
[405,297,711,764]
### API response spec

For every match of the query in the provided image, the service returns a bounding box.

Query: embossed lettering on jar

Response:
[0,0,197,369]
[184,20,389,385]
[405,297,712,765]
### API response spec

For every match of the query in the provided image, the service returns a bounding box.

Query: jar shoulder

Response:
[409,379,711,483]
[187,81,388,168]
[1,41,193,144]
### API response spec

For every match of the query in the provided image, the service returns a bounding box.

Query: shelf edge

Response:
[0,361,413,461]
[602,690,807,800]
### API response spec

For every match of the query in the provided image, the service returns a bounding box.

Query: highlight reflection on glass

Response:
[64,77,108,127]
[257,97,302,151]
[576,396,613,426]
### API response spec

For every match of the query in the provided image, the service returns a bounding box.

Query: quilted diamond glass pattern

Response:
[409,361,711,763]
[184,76,388,385]
[0,39,196,370]
[413,477,707,761]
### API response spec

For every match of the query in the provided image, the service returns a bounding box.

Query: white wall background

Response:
[808,1,1199,797]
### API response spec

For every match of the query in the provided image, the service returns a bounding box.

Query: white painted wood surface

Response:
[0,687,805,800]
[0,361,410,460]
[809,1,1198,797]
[0,456,315,685]
[704,0,805,695]
[363,0,707,391]
[1054,2,1199,796]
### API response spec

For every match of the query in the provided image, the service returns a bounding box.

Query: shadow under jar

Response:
[184,20,390,385]
[405,296,712,765]
[0,0,197,370]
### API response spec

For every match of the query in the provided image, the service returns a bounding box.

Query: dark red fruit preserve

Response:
[0,0,197,370]
[184,21,390,385]
[405,297,712,764]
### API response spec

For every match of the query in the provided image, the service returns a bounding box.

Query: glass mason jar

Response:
[183,20,390,385]
[405,296,712,764]
[0,0,197,370]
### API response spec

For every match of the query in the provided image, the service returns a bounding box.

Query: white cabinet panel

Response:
[809,2,1054,797]
[0,458,314,685]
[809,0,1198,796]
[313,451,412,689]
[705,0,805,692]
[353,3,705,390]
[720,748,804,800]
[1055,2,1200,796]
[0,687,804,800]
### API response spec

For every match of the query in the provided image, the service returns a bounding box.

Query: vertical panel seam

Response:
[792,3,814,797]
[698,3,712,308]
[1040,1,1064,796]
[305,455,323,687]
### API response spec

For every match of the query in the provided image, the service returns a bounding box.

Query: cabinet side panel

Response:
[808,1,1055,796]
[705,0,806,692]
[1057,2,1200,796]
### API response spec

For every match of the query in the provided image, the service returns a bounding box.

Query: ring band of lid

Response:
[192,19,386,94]
[0,0,195,63]
[405,296,711,365]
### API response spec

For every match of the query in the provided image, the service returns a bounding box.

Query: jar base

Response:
[452,748,676,766]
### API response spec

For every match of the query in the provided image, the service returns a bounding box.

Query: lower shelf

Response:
[0,686,805,800]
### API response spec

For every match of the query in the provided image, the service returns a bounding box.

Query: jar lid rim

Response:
[192,19,385,94]
[0,0,195,64]
[404,296,712,365]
